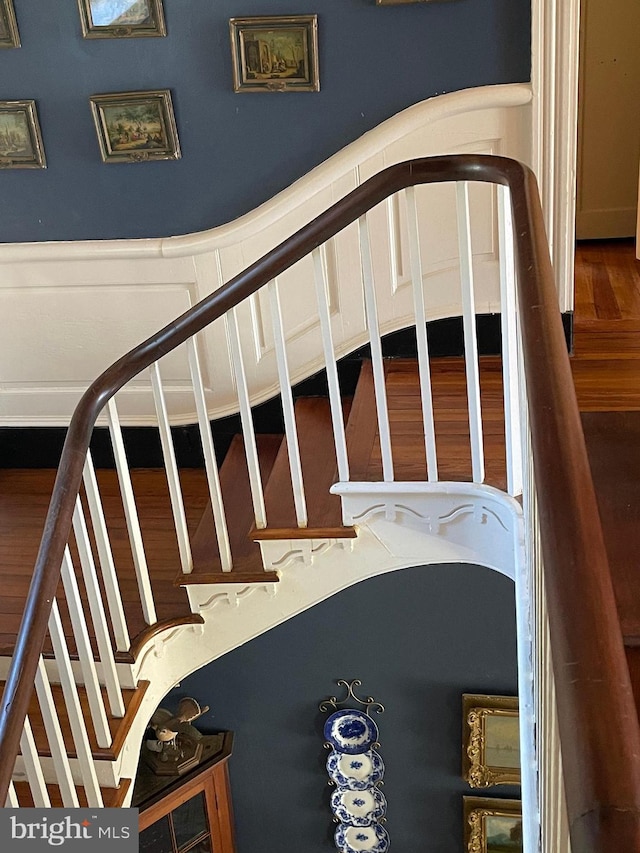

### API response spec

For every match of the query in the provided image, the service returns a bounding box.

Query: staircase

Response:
[1,155,640,852]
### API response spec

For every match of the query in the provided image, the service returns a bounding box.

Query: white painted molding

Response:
[0,85,531,265]
[0,84,533,427]
[530,0,581,314]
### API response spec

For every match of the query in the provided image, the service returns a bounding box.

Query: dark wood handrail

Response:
[1,155,639,849]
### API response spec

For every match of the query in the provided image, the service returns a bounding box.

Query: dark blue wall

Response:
[168,563,519,853]
[0,0,530,243]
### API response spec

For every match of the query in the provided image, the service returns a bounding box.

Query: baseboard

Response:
[0,313,573,469]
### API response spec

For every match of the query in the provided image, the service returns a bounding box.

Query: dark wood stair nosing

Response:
[176,570,280,586]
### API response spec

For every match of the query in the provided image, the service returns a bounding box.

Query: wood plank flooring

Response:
[572,240,640,652]
[572,240,640,409]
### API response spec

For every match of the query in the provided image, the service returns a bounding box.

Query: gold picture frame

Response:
[78,0,166,39]
[0,0,20,48]
[462,694,520,788]
[464,797,522,853]
[90,90,180,164]
[229,15,319,93]
[0,101,46,169]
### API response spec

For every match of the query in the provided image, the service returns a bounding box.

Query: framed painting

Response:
[0,101,46,169]
[462,694,520,788]
[229,15,319,93]
[90,90,180,163]
[78,0,166,39]
[0,0,20,48]
[464,797,522,853]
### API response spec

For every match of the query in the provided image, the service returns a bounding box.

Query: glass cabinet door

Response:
[173,792,209,851]
[139,815,174,853]
[141,791,213,853]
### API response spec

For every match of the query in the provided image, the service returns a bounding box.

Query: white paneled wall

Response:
[0,84,532,426]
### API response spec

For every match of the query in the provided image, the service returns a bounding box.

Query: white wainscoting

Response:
[0,83,532,426]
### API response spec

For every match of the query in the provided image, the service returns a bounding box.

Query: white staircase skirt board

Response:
[0,84,533,426]
[52,482,525,801]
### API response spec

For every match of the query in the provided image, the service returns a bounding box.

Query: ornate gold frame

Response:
[0,100,46,169]
[78,0,166,39]
[463,797,522,853]
[0,0,20,48]
[229,15,319,93]
[462,694,520,787]
[89,90,180,164]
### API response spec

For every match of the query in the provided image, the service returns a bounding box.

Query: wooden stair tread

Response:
[1,679,150,761]
[581,411,640,640]
[345,358,506,488]
[253,396,354,539]
[12,778,132,808]
[187,434,282,578]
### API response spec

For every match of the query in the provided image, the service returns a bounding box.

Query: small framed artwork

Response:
[229,15,319,93]
[90,90,180,163]
[0,101,46,169]
[462,694,520,788]
[0,0,20,48]
[464,797,522,853]
[78,0,166,39]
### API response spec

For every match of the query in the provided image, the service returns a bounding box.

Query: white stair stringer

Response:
[82,481,525,804]
[10,482,527,803]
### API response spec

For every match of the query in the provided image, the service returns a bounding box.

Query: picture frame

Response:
[0,101,46,169]
[462,694,520,788]
[229,15,319,93]
[89,90,180,163]
[463,797,522,853]
[0,0,20,48]
[78,0,166,39]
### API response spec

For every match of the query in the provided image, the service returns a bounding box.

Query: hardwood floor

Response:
[573,240,640,651]
[572,240,640,409]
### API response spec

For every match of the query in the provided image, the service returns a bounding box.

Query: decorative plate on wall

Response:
[326,750,384,790]
[330,787,387,827]
[334,823,390,853]
[324,709,379,754]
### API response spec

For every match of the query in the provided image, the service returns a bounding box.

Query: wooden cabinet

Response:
[133,732,235,853]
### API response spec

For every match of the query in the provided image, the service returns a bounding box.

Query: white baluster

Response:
[83,451,131,652]
[20,716,50,808]
[72,501,125,719]
[405,186,438,481]
[498,184,524,496]
[59,546,113,747]
[107,397,157,624]
[268,278,308,526]
[187,337,233,569]
[34,658,79,807]
[359,214,394,482]
[386,194,403,291]
[5,782,18,807]
[48,599,104,808]
[312,246,349,482]
[455,182,485,483]
[150,361,193,571]
[226,308,267,528]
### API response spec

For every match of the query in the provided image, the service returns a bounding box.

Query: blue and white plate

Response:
[327,750,384,790]
[334,823,390,853]
[330,787,387,827]
[324,709,379,754]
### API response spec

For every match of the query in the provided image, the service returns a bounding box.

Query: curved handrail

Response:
[1,154,639,850]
